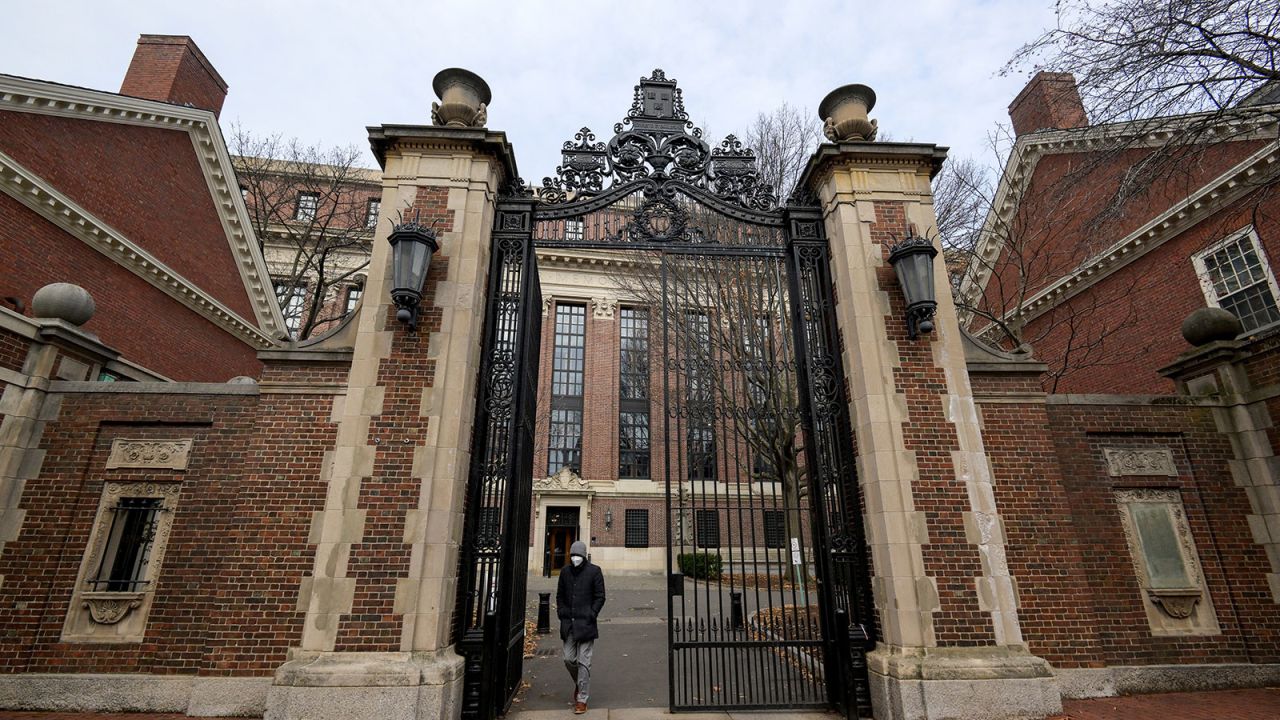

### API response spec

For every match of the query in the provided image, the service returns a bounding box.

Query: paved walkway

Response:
[515,573,669,712]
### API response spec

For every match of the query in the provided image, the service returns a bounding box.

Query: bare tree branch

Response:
[230,124,380,340]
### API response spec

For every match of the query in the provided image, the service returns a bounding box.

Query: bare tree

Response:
[607,232,813,589]
[742,103,823,201]
[230,125,381,340]
[1005,0,1280,213]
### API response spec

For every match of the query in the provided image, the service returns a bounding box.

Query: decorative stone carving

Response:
[534,466,590,493]
[592,297,617,319]
[1115,488,1217,630]
[106,438,193,470]
[82,592,144,624]
[1105,447,1177,477]
[542,296,553,316]
[62,481,181,643]
[1148,588,1202,619]
[431,68,491,128]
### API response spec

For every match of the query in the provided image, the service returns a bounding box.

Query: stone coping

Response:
[48,381,259,395]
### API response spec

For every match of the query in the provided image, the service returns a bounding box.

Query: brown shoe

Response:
[574,701,587,714]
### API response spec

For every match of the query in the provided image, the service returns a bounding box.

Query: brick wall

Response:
[0,194,260,381]
[1042,400,1280,665]
[974,373,1104,666]
[0,327,27,373]
[0,391,258,674]
[0,111,257,323]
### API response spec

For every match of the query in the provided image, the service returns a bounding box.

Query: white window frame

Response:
[274,280,307,337]
[1191,225,1280,332]
[365,198,380,230]
[294,191,319,221]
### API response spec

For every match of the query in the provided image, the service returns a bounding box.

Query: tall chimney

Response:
[119,35,228,118]
[1008,72,1087,136]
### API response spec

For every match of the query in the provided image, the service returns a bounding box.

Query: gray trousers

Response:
[562,636,595,703]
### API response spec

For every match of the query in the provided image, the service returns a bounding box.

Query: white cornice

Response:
[0,74,285,337]
[0,150,275,348]
[960,107,1280,310]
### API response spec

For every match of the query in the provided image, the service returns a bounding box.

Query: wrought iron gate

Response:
[456,70,875,718]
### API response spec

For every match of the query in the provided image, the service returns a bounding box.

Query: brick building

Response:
[960,71,1280,394]
[0,37,1277,720]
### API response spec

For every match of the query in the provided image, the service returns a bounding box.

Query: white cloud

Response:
[0,0,1059,176]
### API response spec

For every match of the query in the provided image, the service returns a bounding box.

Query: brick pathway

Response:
[0,687,1277,719]
[1052,687,1280,719]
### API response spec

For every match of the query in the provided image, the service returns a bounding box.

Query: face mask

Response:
[571,556,584,567]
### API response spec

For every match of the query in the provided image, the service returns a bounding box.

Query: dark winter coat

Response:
[556,560,606,642]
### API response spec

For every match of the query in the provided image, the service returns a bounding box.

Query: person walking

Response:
[557,540,606,714]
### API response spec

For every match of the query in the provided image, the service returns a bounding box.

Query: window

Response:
[624,509,649,548]
[345,285,363,314]
[91,497,163,592]
[365,198,380,230]
[64,481,179,643]
[240,186,249,201]
[294,191,319,221]
[548,303,586,475]
[695,509,720,549]
[764,510,786,549]
[565,219,584,242]
[685,313,716,481]
[274,280,306,337]
[619,308,650,478]
[1193,227,1280,332]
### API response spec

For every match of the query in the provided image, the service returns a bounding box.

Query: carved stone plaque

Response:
[106,439,194,470]
[1104,447,1177,477]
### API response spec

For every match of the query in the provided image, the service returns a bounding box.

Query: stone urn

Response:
[819,83,878,142]
[431,68,491,128]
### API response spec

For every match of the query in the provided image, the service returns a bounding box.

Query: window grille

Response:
[548,303,586,475]
[764,510,785,549]
[89,497,163,592]
[295,191,319,221]
[624,509,649,548]
[1193,227,1280,331]
[695,509,720,549]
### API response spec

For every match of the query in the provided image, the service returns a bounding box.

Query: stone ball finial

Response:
[1181,306,1242,346]
[820,83,878,142]
[31,283,96,326]
[227,376,258,385]
[431,68,491,128]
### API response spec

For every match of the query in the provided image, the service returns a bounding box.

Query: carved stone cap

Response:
[81,591,144,625]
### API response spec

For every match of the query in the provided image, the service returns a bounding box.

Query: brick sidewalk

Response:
[0,687,1278,719]
[1053,688,1280,719]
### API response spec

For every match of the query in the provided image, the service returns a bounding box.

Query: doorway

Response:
[542,506,579,576]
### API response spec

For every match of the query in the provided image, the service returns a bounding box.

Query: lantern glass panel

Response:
[392,238,431,294]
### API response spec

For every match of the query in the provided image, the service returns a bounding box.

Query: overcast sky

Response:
[1,1,1060,179]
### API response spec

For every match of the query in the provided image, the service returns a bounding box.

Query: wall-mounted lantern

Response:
[604,509,613,531]
[388,221,440,330]
[888,233,939,339]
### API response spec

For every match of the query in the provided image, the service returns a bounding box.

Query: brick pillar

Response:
[802,142,1061,720]
[265,125,513,720]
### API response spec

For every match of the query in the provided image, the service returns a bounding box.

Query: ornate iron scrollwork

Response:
[539,70,778,212]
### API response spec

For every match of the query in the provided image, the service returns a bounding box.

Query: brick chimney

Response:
[1008,72,1087,136]
[120,35,228,118]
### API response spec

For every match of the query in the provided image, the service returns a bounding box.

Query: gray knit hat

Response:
[569,540,588,558]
